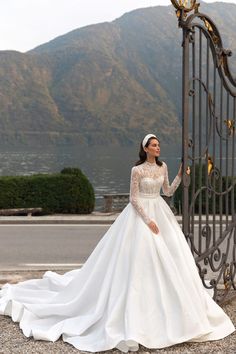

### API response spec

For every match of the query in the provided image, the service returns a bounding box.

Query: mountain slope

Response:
[0,2,235,148]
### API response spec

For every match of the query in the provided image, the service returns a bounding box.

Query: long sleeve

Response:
[162,162,181,197]
[129,166,151,225]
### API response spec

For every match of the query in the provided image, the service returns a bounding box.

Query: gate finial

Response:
[171,0,199,19]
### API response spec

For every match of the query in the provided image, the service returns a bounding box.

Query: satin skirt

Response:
[0,196,235,352]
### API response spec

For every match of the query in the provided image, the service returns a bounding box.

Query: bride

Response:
[0,133,235,352]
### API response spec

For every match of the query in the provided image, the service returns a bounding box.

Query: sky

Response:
[0,0,235,52]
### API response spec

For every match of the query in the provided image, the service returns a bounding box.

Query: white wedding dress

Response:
[0,160,235,352]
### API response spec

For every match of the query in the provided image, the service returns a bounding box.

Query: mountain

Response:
[0,2,235,148]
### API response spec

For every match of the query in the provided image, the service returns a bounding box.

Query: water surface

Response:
[0,144,182,210]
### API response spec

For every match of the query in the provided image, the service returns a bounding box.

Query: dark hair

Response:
[135,137,163,166]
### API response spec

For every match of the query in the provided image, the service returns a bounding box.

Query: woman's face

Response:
[144,138,160,157]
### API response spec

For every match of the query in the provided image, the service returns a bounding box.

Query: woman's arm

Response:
[162,162,182,197]
[129,166,151,225]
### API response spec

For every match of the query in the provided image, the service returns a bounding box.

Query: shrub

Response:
[0,167,95,214]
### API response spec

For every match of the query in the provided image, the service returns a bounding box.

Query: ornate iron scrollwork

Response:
[195,224,236,302]
[171,0,198,13]
[171,1,200,20]
[201,17,220,45]
[170,0,236,304]
[224,119,235,136]
[181,3,236,91]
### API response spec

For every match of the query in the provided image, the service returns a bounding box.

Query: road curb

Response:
[0,219,116,225]
[0,215,227,225]
[0,213,120,225]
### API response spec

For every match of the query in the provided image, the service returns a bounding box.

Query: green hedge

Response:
[0,167,95,214]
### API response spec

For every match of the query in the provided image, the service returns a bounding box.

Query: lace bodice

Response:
[129,161,181,225]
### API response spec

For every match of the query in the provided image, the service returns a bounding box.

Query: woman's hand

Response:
[148,220,159,235]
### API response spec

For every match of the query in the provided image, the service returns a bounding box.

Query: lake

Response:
[0,144,182,210]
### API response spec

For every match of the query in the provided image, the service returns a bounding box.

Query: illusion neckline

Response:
[144,161,157,166]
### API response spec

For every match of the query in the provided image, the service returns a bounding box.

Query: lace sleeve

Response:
[129,166,151,225]
[162,162,181,197]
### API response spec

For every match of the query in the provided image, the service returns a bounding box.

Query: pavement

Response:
[0,213,235,353]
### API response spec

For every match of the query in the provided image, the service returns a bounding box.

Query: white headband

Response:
[142,134,157,149]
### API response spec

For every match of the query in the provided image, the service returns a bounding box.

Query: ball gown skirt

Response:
[0,195,235,352]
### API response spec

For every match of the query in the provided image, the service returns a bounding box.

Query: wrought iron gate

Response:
[171,1,236,303]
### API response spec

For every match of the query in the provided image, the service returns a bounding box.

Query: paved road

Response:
[0,224,234,273]
[0,225,109,270]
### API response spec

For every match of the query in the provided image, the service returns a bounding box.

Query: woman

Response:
[0,133,235,352]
